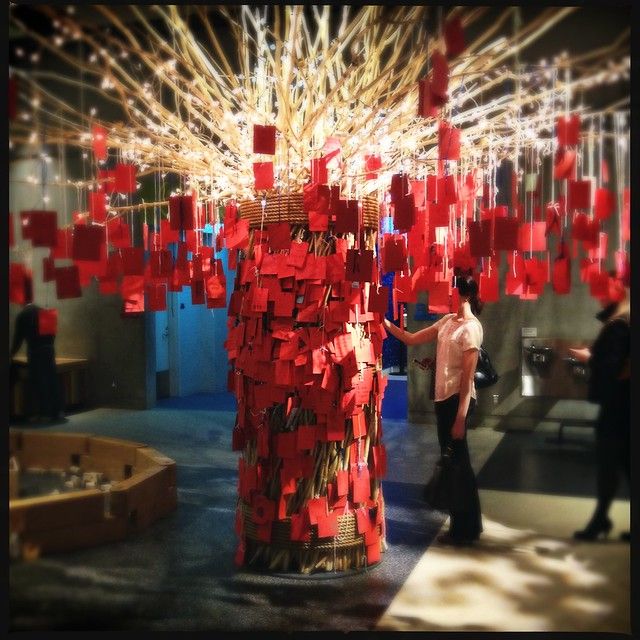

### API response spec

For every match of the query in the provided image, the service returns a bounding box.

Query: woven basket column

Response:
[227,193,388,573]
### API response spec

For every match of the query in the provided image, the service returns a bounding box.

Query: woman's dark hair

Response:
[453,269,483,316]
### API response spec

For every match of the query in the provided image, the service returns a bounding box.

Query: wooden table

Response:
[10,356,89,417]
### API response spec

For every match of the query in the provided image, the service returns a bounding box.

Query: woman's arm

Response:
[451,348,479,440]
[383,316,441,346]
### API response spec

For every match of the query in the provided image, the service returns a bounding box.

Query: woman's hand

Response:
[451,415,466,440]
[568,347,591,363]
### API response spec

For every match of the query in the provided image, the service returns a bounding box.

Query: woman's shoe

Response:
[573,517,612,541]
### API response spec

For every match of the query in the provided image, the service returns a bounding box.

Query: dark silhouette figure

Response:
[10,278,63,423]
[569,284,630,542]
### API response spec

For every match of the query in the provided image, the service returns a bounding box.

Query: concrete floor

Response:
[8,394,632,632]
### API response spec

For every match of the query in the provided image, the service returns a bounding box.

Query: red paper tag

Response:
[253,124,276,154]
[54,265,82,299]
[37,308,58,335]
[114,163,137,193]
[253,162,274,190]
[556,114,581,146]
[91,124,108,161]
[121,275,145,314]
[438,122,460,161]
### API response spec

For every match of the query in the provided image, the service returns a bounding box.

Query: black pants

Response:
[27,346,62,420]
[590,400,630,523]
[434,394,482,541]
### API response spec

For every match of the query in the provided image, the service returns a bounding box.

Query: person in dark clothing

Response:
[569,282,630,542]
[10,278,64,423]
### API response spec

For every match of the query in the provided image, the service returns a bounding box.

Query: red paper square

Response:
[89,190,107,223]
[468,220,492,257]
[556,114,581,146]
[335,200,360,234]
[287,241,309,268]
[493,217,519,251]
[417,79,440,118]
[479,268,499,302]
[92,124,108,161]
[594,188,614,221]
[267,222,291,251]
[55,265,82,299]
[429,200,449,228]
[567,180,591,211]
[28,210,58,247]
[394,194,415,232]
[552,255,571,294]
[121,275,145,314]
[308,210,329,232]
[146,282,167,311]
[253,162,274,191]
[106,218,131,249]
[191,279,205,305]
[114,163,137,193]
[37,308,58,335]
[72,224,105,261]
[431,50,449,97]
[444,15,465,58]
[98,169,116,194]
[517,222,547,253]
[120,247,145,275]
[311,157,328,184]
[438,123,460,161]
[553,148,577,180]
[253,124,276,154]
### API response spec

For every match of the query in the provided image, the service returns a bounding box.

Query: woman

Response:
[568,279,630,542]
[383,272,484,546]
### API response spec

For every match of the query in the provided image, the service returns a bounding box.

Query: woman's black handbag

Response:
[474,345,498,389]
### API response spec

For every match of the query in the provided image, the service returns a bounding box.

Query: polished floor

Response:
[8,393,632,632]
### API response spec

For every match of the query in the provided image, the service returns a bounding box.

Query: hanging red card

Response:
[479,267,499,302]
[106,218,131,249]
[426,281,449,313]
[437,175,457,205]
[311,157,328,184]
[552,246,571,295]
[438,123,460,161]
[553,148,577,180]
[251,287,269,313]
[468,220,492,257]
[567,180,591,211]
[97,169,116,194]
[253,124,276,154]
[121,275,145,314]
[37,308,58,336]
[253,162,274,191]
[91,124,108,161]
[72,224,105,261]
[55,265,82,299]
[556,114,581,146]
[382,235,407,273]
[594,188,614,221]
[431,50,449,97]
[27,210,58,247]
[9,263,29,305]
[505,252,525,295]
[589,271,609,299]
[120,247,145,275]
[417,79,440,118]
[308,210,328,232]
[390,174,410,203]
[394,194,415,232]
[335,200,359,234]
[190,279,205,305]
[428,200,450,229]
[266,222,291,251]
[114,163,136,193]
[517,222,547,252]
[88,190,107,223]
[493,217,519,251]
[145,282,167,311]
[365,155,382,180]
[287,241,309,268]
[444,15,465,58]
